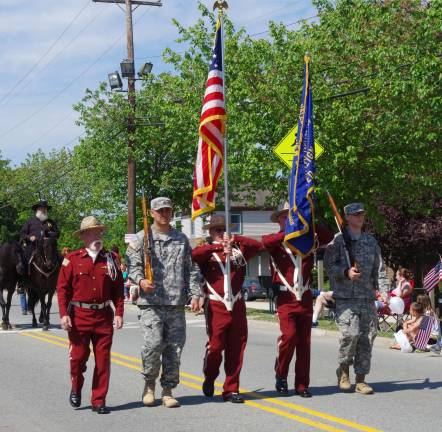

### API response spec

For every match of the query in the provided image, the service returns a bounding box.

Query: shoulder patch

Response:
[128,240,139,250]
[62,258,70,267]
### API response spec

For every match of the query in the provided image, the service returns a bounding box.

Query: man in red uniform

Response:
[57,216,124,414]
[192,214,261,403]
[262,203,333,398]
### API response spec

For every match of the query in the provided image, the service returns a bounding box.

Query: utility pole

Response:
[92,0,162,233]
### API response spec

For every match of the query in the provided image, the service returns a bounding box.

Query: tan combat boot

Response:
[161,388,180,408]
[142,381,156,406]
[336,365,352,392]
[355,374,374,395]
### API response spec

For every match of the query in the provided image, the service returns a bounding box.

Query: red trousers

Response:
[68,306,114,406]
[203,299,247,396]
[275,293,312,391]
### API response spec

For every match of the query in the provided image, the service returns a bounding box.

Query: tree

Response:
[7,0,437,263]
[0,154,19,242]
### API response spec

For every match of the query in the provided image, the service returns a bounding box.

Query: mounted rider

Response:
[19,199,60,275]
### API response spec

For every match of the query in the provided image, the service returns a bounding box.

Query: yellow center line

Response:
[21,331,381,432]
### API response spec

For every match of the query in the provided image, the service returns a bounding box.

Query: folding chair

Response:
[377,300,411,334]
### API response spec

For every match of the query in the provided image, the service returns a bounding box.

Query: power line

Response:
[0,0,91,107]
[13,7,108,100]
[26,114,77,149]
[0,5,154,141]
[249,15,318,37]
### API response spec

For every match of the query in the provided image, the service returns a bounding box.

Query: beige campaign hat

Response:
[73,216,107,237]
[202,214,234,231]
[270,201,290,223]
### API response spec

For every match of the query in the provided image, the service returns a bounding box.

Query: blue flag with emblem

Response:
[284,54,316,257]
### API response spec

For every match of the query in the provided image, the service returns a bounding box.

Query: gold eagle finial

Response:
[213,1,228,12]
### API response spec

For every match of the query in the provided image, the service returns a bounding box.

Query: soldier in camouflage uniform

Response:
[324,203,388,395]
[125,197,201,408]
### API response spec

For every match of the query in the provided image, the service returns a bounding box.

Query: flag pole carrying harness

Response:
[205,252,242,311]
[270,244,308,301]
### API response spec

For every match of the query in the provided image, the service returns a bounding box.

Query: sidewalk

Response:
[245,300,273,311]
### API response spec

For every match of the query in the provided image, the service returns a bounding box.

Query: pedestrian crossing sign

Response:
[273,125,325,169]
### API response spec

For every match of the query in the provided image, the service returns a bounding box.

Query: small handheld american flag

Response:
[192,18,226,220]
[414,315,436,350]
[423,259,442,292]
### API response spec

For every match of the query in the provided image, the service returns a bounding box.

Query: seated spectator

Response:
[390,268,413,307]
[312,291,334,327]
[393,302,424,352]
[378,268,413,314]
[416,293,441,354]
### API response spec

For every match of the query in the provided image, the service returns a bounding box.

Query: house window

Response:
[230,213,242,234]
[190,220,195,236]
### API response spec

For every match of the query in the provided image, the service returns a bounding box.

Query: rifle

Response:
[326,191,357,270]
[141,189,154,283]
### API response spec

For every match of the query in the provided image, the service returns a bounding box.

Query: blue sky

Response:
[0,0,316,166]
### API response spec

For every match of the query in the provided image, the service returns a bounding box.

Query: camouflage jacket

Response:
[125,226,201,306]
[324,231,389,300]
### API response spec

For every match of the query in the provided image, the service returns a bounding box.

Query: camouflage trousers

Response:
[139,306,186,389]
[335,300,377,375]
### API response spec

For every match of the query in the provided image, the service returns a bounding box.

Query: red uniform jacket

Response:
[262,225,334,302]
[57,248,124,317]
[192,235,262,298]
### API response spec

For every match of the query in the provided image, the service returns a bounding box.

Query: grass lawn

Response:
[245,308,393,338]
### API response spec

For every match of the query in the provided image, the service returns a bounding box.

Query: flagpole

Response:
[215,0,233,311]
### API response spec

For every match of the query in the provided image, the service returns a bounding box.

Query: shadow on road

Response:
[247,378,442,398]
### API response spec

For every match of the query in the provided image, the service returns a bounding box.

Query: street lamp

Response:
[108,71,123,90]
[120,59,135,78]
[138,62,153,78]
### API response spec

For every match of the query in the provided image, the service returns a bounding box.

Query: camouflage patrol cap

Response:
[151,197,173,211]
[344,202,365,215]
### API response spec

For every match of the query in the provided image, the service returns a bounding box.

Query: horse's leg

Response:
[5,288,14,329]
[0,290,7,330]
[46,290,55,329]
[40,293,48,331]
[39,288,44,324]
[28,290,38,328]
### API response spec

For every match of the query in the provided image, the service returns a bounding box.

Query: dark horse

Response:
[0,241,24,330]
[27,236,60,331]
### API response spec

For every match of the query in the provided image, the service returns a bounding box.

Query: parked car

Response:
[242,277,267,301]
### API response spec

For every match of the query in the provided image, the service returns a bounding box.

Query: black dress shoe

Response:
[69,391,81,408]
[223,393,245,403]
[275,378,289,394]
[202,379,215,397]
[295,389,312,398]
[92,405,110,414]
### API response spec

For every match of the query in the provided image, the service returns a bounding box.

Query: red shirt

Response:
[57,248,124,317]
[262,225,334,301]
[192,235,262,297]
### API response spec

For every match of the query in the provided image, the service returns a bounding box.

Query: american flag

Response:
[192,18,226,220]
[424,259,442,292]
[414,315,436,350]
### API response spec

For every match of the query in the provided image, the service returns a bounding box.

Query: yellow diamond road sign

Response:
[274,125,324,169]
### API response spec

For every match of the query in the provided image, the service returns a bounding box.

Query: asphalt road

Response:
[1,296,441,432]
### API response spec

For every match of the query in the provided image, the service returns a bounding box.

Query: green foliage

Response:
[2,0,440,267]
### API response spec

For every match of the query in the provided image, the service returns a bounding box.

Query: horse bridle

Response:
[32,261,58,278]
[32,237,59,278]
